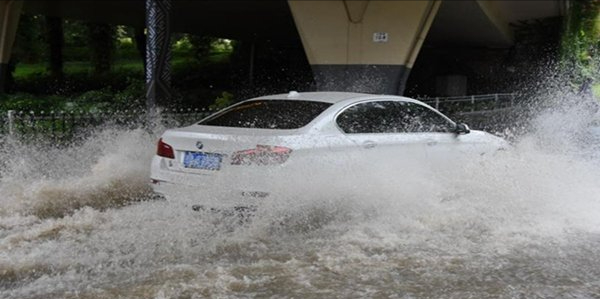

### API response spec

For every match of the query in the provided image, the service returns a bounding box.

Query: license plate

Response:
[183,152,222,170]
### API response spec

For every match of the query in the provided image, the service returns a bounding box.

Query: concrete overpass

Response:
[0,0,567,96]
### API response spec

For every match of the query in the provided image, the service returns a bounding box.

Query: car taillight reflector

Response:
[157,138,175,159]
[231,145,292,165]
[150,179,164,185]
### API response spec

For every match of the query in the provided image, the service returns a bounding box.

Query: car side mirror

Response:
[455,123,470,135]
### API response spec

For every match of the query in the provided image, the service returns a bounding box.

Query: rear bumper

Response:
[150,155,275,208]
[149,179,271,208]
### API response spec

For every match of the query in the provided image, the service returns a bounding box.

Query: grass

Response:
[14,60,144,79]
[14,52,232,80]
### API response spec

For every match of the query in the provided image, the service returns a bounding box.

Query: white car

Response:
[150,91,507,210]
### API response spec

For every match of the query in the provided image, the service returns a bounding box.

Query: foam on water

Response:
[1,92,600,298]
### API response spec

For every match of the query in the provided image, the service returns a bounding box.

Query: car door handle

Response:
[362,140,377,149]
[426,140,437,146]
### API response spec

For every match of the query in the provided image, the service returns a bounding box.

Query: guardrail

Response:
[0,108,216,142]
[0,93,518,142]
[418,93,517,115]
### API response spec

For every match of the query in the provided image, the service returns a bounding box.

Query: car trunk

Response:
[159,125,301,175]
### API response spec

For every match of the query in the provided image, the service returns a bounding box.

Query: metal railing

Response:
[418,93,517,115]
[0,108,216,142]
[0,93,518,142]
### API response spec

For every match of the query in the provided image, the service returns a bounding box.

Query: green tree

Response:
[561,0,600,95]
[189,35,217,62]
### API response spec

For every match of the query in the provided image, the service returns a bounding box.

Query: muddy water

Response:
[1,102,600,298]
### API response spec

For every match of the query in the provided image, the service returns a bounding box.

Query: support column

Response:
[288,0,440,95]
[476,1,513,44]
[145,0,171,115]
[0,0,23,93]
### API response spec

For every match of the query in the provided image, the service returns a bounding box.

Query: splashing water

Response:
[1,93,600,298]
[0,129,155,219]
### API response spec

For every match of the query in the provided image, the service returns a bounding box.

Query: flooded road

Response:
[1,102,600,298]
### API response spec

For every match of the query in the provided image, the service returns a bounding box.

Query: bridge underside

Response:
[1,0,566,96]
[23,0,299,41]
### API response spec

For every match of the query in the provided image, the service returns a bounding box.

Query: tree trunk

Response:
[86,22,115,75]
[46,16,64,78]
[134,26,146,68]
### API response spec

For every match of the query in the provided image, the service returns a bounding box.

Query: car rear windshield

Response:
[199,99,331,129]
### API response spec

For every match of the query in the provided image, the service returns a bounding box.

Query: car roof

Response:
[255,91,413,104]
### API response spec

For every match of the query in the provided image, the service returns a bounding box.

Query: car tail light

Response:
[231,145,292,165]
[157,138,175,159]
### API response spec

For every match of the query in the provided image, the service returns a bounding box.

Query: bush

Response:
[0,93,67,113]
[12,67,143,95]
[209,91,234,110]
[0,77,147,114]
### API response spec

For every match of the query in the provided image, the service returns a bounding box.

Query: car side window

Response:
[396,102,455,133]
[336,101,454,134]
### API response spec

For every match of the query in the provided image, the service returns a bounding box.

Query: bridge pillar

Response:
[288,0,440,95]
[0,0,22,93]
